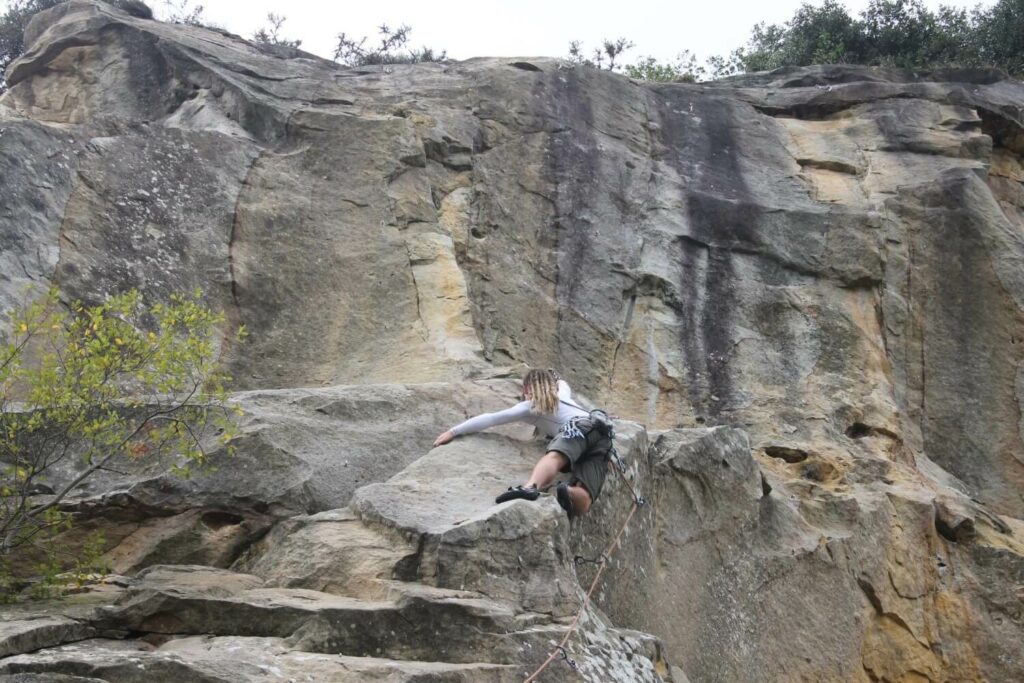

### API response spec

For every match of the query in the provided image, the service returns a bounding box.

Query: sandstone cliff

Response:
[1,2,1023,681]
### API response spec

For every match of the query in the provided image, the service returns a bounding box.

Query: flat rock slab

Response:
[0,674,109,683]
[352,433,541,535]
[0,583,128,658]
[0,637,519,683]
[95,564,525,664]
[48,381,529,517]
[0,618,93,659]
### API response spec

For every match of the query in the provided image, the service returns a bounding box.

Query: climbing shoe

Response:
[556,483,575,519]
[495,484,540,504]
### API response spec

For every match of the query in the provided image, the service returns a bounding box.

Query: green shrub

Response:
[0,288,242,601]
[252,12,301,49]
[733,0,1024,76]
[625,52,709,82]
[334,23,446,67]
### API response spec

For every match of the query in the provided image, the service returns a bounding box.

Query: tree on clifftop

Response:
[602,0,1024,82]
[739,0,863,71]
[735,0,1024,75]
[973,0,1024,75]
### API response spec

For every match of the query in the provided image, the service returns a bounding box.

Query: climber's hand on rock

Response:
[433,430,455,447]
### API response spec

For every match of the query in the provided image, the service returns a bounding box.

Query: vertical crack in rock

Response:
[906,215,927,425]
[227,150,263,324]
[402,241,431,345]
[609,293,637,392]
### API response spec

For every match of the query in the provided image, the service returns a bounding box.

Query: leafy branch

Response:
[0,288,243,600]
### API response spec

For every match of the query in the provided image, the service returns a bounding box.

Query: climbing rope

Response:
[522,463,646,683]
[610,447,647,507]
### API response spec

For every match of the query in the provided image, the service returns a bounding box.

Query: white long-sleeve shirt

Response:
[450,380,588,439]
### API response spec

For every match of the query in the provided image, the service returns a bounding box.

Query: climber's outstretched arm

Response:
[433,401,533,446]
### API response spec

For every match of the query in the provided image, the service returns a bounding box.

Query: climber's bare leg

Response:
[567,484,592,514]
[525,451,569,490]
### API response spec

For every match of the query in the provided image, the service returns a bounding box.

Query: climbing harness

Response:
[522,463,647,682]
[559,398,616,439]
[558,417,587,441]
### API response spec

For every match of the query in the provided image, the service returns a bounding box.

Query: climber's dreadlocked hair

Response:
[522,368,560,415]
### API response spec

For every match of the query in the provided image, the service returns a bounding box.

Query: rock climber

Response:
[433,368,614,517]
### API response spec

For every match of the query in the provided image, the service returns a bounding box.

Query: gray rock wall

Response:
[6,2,1022,516]
[2,2,1023,681]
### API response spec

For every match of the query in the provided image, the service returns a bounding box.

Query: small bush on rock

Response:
[253,13,301,49]
[334,23,446,67]
[160,0,204,26]
[567,37,635,71]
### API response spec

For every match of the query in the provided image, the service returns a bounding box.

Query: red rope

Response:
[523,499,640,682]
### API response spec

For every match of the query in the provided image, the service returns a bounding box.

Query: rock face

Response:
[2,2,1024,681]
[0,406,671,682]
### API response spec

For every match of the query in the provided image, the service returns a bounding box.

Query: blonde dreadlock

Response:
[523,368,560,415]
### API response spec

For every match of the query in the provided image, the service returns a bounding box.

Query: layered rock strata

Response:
[0,386,673,682]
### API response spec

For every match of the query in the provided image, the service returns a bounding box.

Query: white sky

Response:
[190,0,993,64]
[7,1,995,64]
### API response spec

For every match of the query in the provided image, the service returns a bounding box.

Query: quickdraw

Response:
[610,447,628,473]
[573,553,608,567]
[554,645,578,670]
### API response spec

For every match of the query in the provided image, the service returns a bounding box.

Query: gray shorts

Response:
[547,419,613,502]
